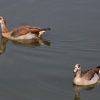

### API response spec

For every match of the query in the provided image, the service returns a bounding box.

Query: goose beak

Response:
[73,69,77,73]
[73,70,76,73]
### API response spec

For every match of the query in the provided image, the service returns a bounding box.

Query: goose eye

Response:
[78,64,80,68]
[0,17,2,20]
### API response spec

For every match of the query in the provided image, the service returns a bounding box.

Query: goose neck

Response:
[0,21,8,33]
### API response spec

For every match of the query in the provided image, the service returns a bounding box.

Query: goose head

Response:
[73,64,81,73]
[0,16,6,24]
[0,16,3,23]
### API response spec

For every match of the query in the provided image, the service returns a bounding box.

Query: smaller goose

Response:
[73,64,100,86]
[0,16,51,40]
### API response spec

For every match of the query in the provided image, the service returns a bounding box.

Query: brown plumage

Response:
[11,26,48,38]
[82,70,96,80]
[0,16,51,40]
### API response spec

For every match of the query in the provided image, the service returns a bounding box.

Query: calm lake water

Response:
[0,0,100,100]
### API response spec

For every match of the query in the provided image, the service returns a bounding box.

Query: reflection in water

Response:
[0,37,8,55]
[73,84,96,100]
[12,38,51,47]
[0,37,50,55]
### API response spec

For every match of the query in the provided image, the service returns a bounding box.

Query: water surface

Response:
[0,0,100,100]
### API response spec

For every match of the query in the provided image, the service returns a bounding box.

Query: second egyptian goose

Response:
[0,16,51,40]
[73,64,100,86]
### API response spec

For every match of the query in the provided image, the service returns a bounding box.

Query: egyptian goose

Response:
[0,16,51,40]
[73,64,100,86]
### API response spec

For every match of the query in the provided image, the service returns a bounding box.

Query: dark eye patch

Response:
[78,64,80,68]
[0,17,2,20]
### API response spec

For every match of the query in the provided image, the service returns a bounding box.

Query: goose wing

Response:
[81,70,89,77]
[83,70,95,80]
[11,26,42,38]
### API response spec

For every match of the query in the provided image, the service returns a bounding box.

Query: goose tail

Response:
[96,65,100,69]
[42,28,51,31]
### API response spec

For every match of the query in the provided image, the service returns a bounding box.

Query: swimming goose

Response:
[73,64,100,86]
[0,16,51,40]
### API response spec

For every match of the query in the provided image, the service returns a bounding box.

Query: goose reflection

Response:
[73,83,97,100]
[11,38,51,47]
[0,37,8,55]
[0,37,50,55]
